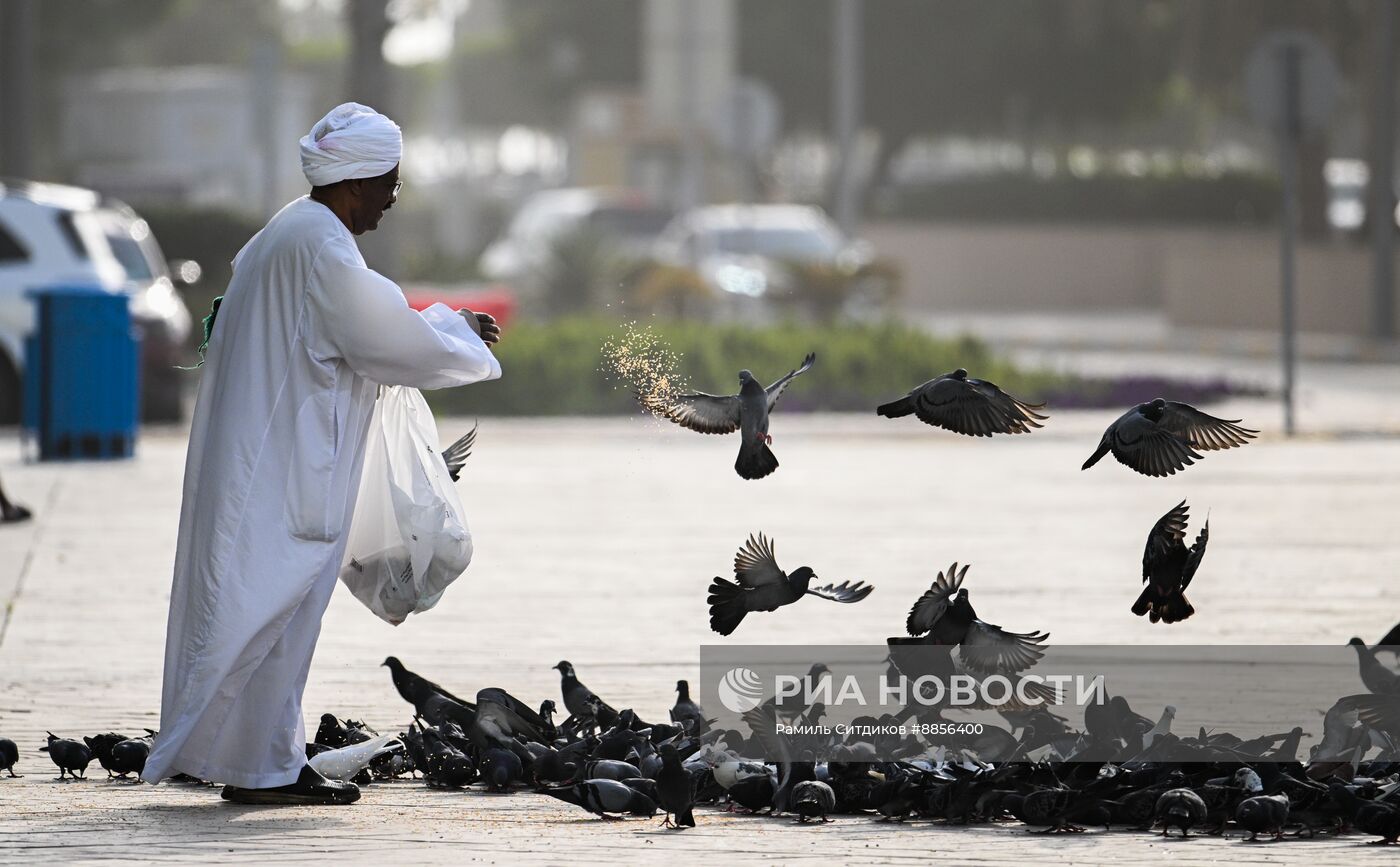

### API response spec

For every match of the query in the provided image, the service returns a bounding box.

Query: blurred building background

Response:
[1,0,1397,396]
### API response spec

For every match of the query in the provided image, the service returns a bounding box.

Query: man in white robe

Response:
[141,103,501,804]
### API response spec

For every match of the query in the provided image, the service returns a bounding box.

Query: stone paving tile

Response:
[1,404,1398,864]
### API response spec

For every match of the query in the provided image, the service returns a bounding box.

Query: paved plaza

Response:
[1,393,1398,863]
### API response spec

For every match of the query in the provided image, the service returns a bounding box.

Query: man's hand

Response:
[457,308,501,345]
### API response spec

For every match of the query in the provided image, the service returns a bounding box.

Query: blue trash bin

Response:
[22,287,141,460]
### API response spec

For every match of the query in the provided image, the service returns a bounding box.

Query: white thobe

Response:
[142,196,500,788]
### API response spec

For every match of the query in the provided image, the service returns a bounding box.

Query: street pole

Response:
[1371,0,1397,341]
[679,0,705,210]
[0,0,36,178]
[831,0,862,237]
[1279,44,1302,437]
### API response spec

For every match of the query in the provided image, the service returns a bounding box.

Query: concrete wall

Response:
[865,220,1400,339]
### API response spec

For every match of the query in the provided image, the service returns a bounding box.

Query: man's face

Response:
[351,165,400,234]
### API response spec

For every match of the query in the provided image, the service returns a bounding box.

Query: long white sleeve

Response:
[309,242,502,389]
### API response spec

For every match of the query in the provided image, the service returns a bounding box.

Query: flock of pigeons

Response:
[4,638,1397,844]
[640,356,1256,629]
[2,356,1397,850]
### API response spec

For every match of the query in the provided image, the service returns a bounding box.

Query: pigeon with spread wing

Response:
[707,533,873,635]
[1133,500,1208,624]
[440,422,477,482]
[877,368,1047,436]
[903,562,1048,675]
[1082,398,1256,477]
[645,352,815,480]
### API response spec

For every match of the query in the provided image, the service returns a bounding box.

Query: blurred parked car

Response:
[479,187,674,285]
[651,204,874,308]
[0,180,194,424]
[400,283,517,328]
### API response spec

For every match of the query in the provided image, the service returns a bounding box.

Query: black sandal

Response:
[220,765,360,805]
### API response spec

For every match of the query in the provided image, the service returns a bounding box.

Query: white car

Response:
[0,180,194,423]
[479,187,674,285]
[651,204,872,306]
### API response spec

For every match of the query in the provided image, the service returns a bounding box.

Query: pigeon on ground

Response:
[308,734,399,782]
[382,656,475,714]
[40,732,93,780]
[1235,792,1290,841]
[1375,620,1400,654]
[441,422,477,482]
[707,533,873,635]
[645,352,815,480]
[108,733,154,779]
[1329,782,1400,845]
[1348,637,1400,696]
[83,733,129,779]
[903,563,1048,674]
[479,746,523,792]
[0,738,19,777]
[419,726,476,788]
[792,780,836,822]
[1134,501,1208,624]
[670,680,709,736]
[543,778,658,819]
[655,745,696,828]
[1154,788,1208,837]
[1082,398,1256,477]
[554,661,616,725]
[876,369,1047,436]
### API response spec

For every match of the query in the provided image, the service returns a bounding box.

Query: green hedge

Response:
[422,317,1070,416]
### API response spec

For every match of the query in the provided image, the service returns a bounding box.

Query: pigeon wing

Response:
[805,579,874,603]
[1142,500,1189,582]
[764,351,816,412]
[1112,423,1203,477]
[1337,694,1400,735]
[733,533,788,588]
[1180,519,1209,591]
[1377,620,1400,648]
[1160,402,1258,451]
[958,620,1049,675]
[914,376,1045,436]
[476,687,546,730]
[654,392,743,434]
[906,563,966,636]
[912,377,1011,436]
[441,422,477,482]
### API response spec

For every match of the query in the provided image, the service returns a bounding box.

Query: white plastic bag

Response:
[339,385,473,625]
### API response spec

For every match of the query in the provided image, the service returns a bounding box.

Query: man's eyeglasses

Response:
[389,179,402,204]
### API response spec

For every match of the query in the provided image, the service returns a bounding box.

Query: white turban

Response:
[299,102,402,187]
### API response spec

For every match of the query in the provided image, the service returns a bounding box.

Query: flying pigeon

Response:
[707,533,873,635]
[903,563,1048,674]
[441,422,477,482]
[1134,500,1208,624]
[1082,398,1256,477]
[876,369,1047,436]
[645,352,815,480]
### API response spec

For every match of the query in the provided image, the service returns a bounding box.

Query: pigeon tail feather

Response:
[735,440,779,480]
[1159,592,1194,624]
[876,396,915,418]
[708,577,748,636]
[1082,440,1111,470]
